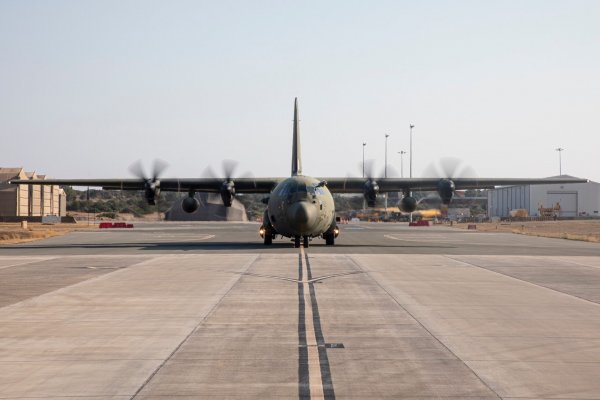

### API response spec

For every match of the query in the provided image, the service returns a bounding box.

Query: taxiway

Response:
[1,222,600,399]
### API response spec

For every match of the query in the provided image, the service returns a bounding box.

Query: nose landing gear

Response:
[293,236,310,248]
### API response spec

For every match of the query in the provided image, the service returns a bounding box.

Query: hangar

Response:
[164,192,248,221]
[0,167,67,218]
[487,176,600,218]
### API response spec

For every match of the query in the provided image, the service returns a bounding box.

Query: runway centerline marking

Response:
[298,246,336,399]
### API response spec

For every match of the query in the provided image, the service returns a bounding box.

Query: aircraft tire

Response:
[264,234,272,245]
[325,233,335,246]
[303,236,309,248]
[294,236,301,248]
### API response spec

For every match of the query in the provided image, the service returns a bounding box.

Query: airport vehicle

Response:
[11,99,586,247]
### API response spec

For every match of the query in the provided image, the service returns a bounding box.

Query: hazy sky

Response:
[1,1,598,182]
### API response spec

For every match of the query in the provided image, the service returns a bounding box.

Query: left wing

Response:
[9,178,281,193]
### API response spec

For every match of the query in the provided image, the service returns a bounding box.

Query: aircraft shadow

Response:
[0,241,456,251]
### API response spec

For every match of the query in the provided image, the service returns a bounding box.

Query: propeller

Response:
[356,159,379,207]
[129,159,168,205]
[423,157,478,214]
[204,159,254,207]
[423,157,476,180]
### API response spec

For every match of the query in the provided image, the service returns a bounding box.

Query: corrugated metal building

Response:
[0,168,66,217]
[487,176,600,218]
[165,193,248,221]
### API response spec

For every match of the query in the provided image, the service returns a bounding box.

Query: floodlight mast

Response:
[384,133,390,218]
[555,147,564,176]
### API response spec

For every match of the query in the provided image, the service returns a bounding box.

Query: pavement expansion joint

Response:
[236,270,364,284]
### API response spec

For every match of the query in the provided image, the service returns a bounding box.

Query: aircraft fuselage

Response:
[266,175,335,238]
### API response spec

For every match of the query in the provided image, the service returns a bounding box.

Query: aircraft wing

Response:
[321,176,589,193]
[9,178,281,193]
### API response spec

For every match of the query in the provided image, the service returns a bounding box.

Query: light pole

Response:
[362,142,366,178]
[409,124,415,179]
[555,147,564,176]
[409,124,415,223]
[398,150,406,178]
[362,142,367,212]
[384,134,390,219]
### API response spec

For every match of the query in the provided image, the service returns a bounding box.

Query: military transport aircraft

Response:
[11,98,586,248]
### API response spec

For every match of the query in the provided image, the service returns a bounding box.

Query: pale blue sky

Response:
[1,1,598,182]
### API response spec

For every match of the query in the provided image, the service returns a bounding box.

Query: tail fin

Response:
[291,97,302,176]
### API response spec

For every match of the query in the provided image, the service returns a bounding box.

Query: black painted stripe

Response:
[305,252,336,400]
[298,253,310,399]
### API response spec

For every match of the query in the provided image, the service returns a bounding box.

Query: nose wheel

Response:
[293,236,310,248]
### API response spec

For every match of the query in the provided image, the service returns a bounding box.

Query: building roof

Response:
[0,168,27,183]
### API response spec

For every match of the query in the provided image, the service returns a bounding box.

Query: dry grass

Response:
[452,220,600,243]
[0,222,95,244]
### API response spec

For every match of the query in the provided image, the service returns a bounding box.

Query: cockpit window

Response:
[278,180,323,197]
[277,182,292,196]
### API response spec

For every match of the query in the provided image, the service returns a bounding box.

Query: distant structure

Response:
[0,167,67,218]
[165,192,248,221]
[487,176,600,218]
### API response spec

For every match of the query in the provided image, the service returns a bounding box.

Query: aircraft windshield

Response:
[276,181,322,197]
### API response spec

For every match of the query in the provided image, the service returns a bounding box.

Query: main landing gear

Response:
[260,225,275,245]
[323,224,339,246]
[323,231,335,246]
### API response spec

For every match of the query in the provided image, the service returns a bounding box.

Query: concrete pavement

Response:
[1,222,600,398]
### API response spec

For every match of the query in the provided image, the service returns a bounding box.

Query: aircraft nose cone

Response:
[287,201,317,233]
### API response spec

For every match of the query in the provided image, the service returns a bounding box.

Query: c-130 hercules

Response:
[12,98,586,248]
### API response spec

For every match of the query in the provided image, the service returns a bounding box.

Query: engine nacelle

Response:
[144,180,160,205]
[437,179,455,205]
[363,179,379,207]
[220,181,235,207]
[399,196,417,213]
[181,196,199,213]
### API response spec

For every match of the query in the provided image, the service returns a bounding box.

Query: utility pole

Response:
[555,147,564,176]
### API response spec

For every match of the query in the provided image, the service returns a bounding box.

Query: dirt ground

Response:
[452,219,600,243]
[0,213,160,244]
[0,222,96,244]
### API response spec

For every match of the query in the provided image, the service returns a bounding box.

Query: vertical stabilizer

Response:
[291,97,302,176]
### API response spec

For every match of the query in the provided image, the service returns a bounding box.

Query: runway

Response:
[1,222,600,399]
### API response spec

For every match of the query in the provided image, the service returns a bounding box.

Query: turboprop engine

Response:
[363,179,379,207]
[220,181,235,207]
[437,178,455,205]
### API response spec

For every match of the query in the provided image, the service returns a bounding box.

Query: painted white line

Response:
[384,234,463,243]
[300,246,325,399]
[0,257,57,270]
